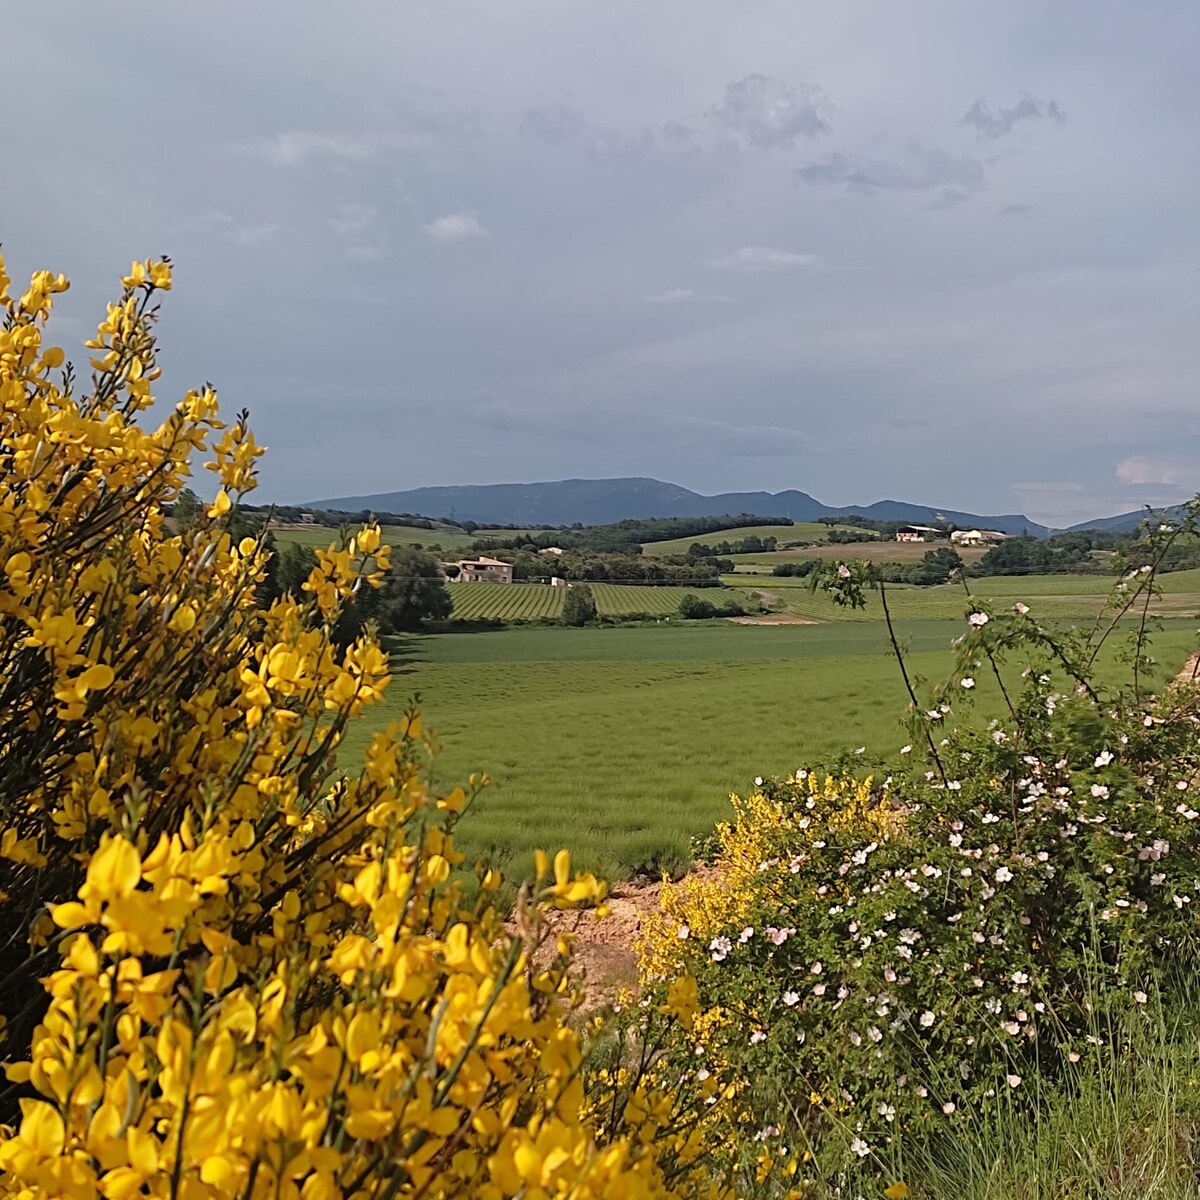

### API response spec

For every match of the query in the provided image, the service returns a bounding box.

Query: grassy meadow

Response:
[641,522,853,556]
[729,539,989,566]
[340,612,1200,885]
[271,521,479,553]
[728,567,1200,623]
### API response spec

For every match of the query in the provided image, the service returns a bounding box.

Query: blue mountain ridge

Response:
[305,477,1055,537]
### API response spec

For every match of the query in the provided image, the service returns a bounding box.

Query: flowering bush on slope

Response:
[641,604,1200,1178]
[0,254,734,1199]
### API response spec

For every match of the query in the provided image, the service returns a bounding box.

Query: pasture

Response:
[271,521,479,553]
[727,568,1200,624]
[340,616,1200,885]
[640,522,858,556]
[445,581,694,621]
[728,539,988,567]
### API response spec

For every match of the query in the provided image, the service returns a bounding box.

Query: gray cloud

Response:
[962,94,1065,139]
[705,73,831,149]
[797,143,986,196]
[520,73,828,164]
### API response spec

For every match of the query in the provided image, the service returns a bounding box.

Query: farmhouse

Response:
[951,529,1011,547]
[540,546,565,556]
[454,555,514,583]
[895,524,943,543]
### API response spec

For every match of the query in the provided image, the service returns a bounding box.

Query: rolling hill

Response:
[307,477,1051,537]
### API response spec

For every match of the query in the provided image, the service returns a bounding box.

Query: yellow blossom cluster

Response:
[0,254,735,1199]
[640,773,887,981]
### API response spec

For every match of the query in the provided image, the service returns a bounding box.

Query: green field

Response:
[642,522,871,557]
[728,539,988,567]
[339,615,1200,885]
[445,581,697,621]
[726,569,1200,624]
[271,521,479,553]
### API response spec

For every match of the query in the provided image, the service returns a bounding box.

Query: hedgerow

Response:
[0,254,740,1199]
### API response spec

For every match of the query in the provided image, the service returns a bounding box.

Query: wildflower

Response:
[1013,602,1029,614]
[1012,971,1029,986]
[754,775,764,786]
[900,744,912,754]
[750,1029,767,1044]
[919,1010,935,1028]
[879,1103,896,1123]
[1002,1021,1020,1036]
[968,612,989,627]
[849,1137,870,1157]
[1007,1074,1022,1089]
[942,1102,956,1115]
[884,1183,910,1200]
[994,866,1013,883]
[783,991,800,1007]
[738,926,754,943]
[961,677,975,689]
[1134,991,1148,1005]
[709,935,733,962]
[677,923,690,940]
[1091,784,1110,800]
[838,564,852,579]
[810,961,823,975]
[1095,750,1114,767]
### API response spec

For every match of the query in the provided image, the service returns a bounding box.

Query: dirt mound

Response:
[536,875,664,1010]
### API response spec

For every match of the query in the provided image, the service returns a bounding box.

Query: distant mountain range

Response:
[1063,504,1189,535]
[307,477,1059,537]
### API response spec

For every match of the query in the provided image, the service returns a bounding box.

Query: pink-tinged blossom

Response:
[1013,602,1030,614]
[968,612,989,627]
[709,936,732,962]
[1095,750,1114,767]
[782,991,800,1007]
[1091,784,1110,800]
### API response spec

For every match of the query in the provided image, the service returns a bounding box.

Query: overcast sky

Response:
[5,2,1199,525]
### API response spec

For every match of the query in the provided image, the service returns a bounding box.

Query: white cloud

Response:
[710,246,821,273]
[423,213,489,243]
[642,288,730,305]
[1116,456,1199,488]
[263,130,422,166]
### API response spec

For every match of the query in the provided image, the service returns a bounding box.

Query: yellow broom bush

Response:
[0,253,733,1199]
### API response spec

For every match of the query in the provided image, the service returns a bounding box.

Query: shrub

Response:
[642,563,1200,1183]
[561,583,597,626]
[0,254,735,1199]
